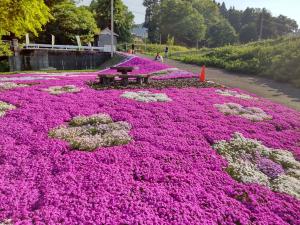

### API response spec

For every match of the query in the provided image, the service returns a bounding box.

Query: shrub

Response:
[171,37,300,87]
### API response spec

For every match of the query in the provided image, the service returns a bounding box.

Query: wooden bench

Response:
[98,74,152,86]
[110,66,135,75]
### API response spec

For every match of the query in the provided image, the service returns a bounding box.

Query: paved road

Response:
[140,54,300,111]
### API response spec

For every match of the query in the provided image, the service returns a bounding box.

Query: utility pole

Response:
[160,34,162,45]
[111,0,114,57]
[259,10,264,41]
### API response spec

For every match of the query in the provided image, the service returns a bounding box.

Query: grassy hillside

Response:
[171,37,300,87]
[118,43,191,56]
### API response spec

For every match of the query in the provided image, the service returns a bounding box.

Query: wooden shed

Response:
[95,28,118,52]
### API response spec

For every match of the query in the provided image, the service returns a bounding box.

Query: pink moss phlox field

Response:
[99,56,173,75]
[0,56,300,224]
[152,70,199,80]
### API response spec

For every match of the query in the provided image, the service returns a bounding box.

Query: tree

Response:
[226,7,242,33]
[219,2,227,18]
[239,23,258,43]
[160,0,206,46]
[143,0,160,43]
[0,0,52,56]
[207,19,238,47]
[241,7,258,26]
[273,15,298,36]
[188,0,220,26]
[90,0,134,43]
[37,1,99,45]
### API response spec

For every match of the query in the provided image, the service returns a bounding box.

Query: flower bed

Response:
[49,113,132,151]
[121,91,172,102]
[0,101,16,117]
[215,102,273,122]
[213,132,300,198]
[0,56,299,224]
[215,89,256,100]
[0,82,28,90]
[43,85,81,95]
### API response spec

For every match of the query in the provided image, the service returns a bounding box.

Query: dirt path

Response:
[140,54,300,111]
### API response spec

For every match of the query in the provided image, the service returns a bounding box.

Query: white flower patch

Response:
[43,85,81,95]
[49,113,132,151]
[213,133,300,198]
[0,82,28,90]
[0,76,55,81]
[121,91,172,103]
[0,219,12,225]
[216,89,256,100]
[0,101,16,117]
[215,103,272,122]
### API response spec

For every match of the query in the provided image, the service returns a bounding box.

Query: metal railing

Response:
[24,43,105,51]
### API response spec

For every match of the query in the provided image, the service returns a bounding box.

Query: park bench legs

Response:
[122,77,129,86]
[100,77,114,86]
[144,77,150,84]
[136,77,143,85]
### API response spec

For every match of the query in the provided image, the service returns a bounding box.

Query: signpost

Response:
[76,35,81,50]
[51,35,55,48]
[111,0,114,57]
[25,34,30,47]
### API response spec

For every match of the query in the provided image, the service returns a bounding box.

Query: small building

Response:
[95,28,118,52]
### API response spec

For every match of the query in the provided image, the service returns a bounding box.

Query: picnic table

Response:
[110,66,135,75]
[98,74,151,86]
[98,66,151,86]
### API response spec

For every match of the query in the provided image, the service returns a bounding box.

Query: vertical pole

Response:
[111,0,114,57]
[259,11,264,41]
[160,34,162,45]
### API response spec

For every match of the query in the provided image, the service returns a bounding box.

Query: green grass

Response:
[170,37,300,87]
[119,43,191,56]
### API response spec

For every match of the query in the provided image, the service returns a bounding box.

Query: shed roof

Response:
[100,28,119,37]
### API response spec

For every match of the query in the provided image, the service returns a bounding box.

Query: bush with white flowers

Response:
[43,85,81,95]
[49,113,132,151]
[215,103,272,122]
[0,219,12,225]
[213,133,300,198]
[216,89,256,100]
[121,91,172,103]
[0,101,16,117]
[0,82,28,90]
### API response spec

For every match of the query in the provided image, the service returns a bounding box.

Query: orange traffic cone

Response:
[200,65,206,82]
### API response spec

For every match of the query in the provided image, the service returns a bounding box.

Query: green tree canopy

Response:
[144,0,237,47]
[38,1,99,45]
[143,0,160,43]
[160,0,206,46]
[90,0,134,42]
[0,0,52,56]
[218,2,299,43]
[239,23,258,43]
[207,18,238,47]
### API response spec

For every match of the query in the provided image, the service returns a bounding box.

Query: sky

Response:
[80,0,300,26]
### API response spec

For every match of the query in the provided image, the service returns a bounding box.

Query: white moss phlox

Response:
[216,89,256,100]
[49,113,132,151]
[215,103,272,122]
[0,219,12,225]
[0,82,28,90]
[121,91,172,103]
[0,101,16,117]
[43,85,81,95]
[213,132,300,199]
